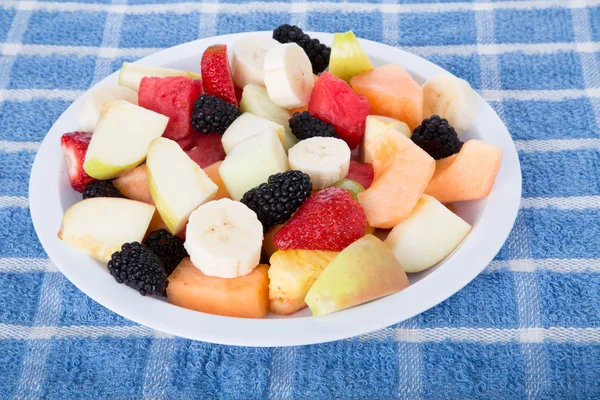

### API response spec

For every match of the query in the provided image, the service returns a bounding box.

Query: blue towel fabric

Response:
[1,0,599,398]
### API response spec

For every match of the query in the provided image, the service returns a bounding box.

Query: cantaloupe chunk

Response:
[203,161,231,200]
[167,258,270,318]
[358,127,435,229]
[113,164,153,205]
[425,139,502,203]
[350,64,423,130]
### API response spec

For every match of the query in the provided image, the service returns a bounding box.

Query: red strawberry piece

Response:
[346,160,374,189]
[308,72,370,150]
[201,44,238,106]
[60,131,96,192]
[138,76,203,141]
[274,187,367,251]
[184,133,226,168]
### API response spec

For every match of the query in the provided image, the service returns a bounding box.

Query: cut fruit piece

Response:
[269,249,338,315]
[58,198,155,263]
[145,210,185,240]
[203,161,231,200]
[331,178,364,200]
[425,139,503,202]
[305,234,409,316]
[358,127,435,229]
[221,112,286,153]
[385,195,471,273]
[264,42,315,109]
[167,259,269,319]
[113,164,153,205]
[201,44,238,106]
[239,84,297,150]
[232,35,280,89]
[262,224,283,261]
[288,137,351,190]
[274,187,367,251]
[118,62,201,92]
[184,133,226,169]
[138,76,203,141]
[83,100,168,180]
[78,85,138,133]
[184,198,263,278]
[308,72,370,150]
[219,130,289,201]
[350,64,423,131]
[360,115,411,163]
[346,160,374,190]
[422,74,477,135]
[61,131,95,193]
[329,30,373,82]
[146,137,218,235]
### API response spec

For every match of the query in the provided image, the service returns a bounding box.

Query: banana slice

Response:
[263,43,314,109]
[288,137,351,190]
[78,85,138,132]
[184,198,263,279]
[422,74,477,135]
[232,35,280,89]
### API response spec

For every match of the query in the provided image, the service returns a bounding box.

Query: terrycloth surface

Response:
[1,0,600,398]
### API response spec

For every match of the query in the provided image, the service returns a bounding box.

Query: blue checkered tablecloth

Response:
[1,0,600,398]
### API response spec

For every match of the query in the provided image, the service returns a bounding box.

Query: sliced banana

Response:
[422,74,477,135]
[288,137,351,190]
[232,35,280,89]
[78,85,138,132]
[184,198,263,279]
[263,43,314,109]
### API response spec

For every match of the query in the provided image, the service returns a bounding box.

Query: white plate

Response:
[29,32,521,347]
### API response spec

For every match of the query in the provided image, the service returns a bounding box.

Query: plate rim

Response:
[29,31,522,347]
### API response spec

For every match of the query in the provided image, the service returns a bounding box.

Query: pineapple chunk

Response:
[268,250,338,315]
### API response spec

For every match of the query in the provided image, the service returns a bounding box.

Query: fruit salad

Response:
[58,25,503,319]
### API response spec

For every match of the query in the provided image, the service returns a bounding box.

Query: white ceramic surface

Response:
[29,32,522,346]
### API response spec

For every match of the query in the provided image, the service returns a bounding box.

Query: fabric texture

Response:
[1,0,600,398]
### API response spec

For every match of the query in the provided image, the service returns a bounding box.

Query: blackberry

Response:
[191,94,242,134]
[82,180,125,200]
[273,24,330,74]
[241,170,312,232]
[143,229,188,275]
[289,111,337,141]
[411,115,463,160]
[107,242,168,296]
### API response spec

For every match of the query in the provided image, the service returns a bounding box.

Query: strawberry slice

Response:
[201,44,238,106]
[60,131,96,192]
[346,160,374,189]
[184,133,226,168]
[274,187,367,251]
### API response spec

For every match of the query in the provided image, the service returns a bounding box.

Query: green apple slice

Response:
[219,130,289,201]
[118,62,202,92]
[239,84,298,150]
[329,31,373,82]
[384,195,471,273]
[146,137,218,235]
[305,235,409,316]
[83,100,168,180]
[222,112,286,153]
[58,198,156,263]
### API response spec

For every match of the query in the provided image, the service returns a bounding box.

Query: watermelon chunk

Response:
[138,76,203,141]
[346,160,374,189]
[184,133,226,168]
[308,72,370,150]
